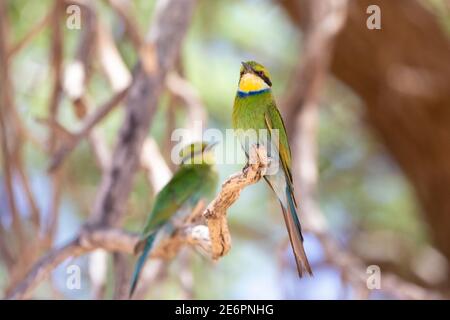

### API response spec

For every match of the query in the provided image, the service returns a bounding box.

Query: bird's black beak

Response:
[241,61,252,73]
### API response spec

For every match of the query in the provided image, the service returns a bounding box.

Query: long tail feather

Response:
[282,185,313,277]
[129,233,156,298]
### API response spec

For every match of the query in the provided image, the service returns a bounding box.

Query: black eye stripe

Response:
[256,71,272,86]
[240,66,272,87]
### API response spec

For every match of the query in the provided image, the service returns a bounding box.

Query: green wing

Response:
[264,102,297,206]
[141,165,204,237]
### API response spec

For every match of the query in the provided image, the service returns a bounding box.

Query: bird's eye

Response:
[257,71,272,86]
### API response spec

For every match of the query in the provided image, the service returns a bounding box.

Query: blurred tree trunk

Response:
[281,0,450,266]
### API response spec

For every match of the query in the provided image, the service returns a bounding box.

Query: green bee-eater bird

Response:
[232,61,312,277]
[129,142,219,297]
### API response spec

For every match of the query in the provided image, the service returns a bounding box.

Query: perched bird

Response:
[232,61,312,277]
[129,142,219,297]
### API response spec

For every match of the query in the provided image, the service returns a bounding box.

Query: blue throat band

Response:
[237,88,270,97]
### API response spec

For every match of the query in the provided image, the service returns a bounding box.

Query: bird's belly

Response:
[235,126,282,176]
[233,96,282,175]
[265,171,288,205]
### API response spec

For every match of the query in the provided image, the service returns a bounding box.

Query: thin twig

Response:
[48,0,64,153]
[0,0,26,253]
[44,1,65,249]
[48,87,129,171]
[7,12,50,59]
[107,0,143,49]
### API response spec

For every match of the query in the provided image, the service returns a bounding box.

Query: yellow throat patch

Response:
[238,73,269,93]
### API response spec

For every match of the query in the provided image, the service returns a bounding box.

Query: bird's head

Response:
[238,61,272,94]
[179,141,218,165]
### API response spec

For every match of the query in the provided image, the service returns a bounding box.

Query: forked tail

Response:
[281,185,313,277]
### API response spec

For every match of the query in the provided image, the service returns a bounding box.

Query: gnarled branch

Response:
[203,145,268,259]
[6,145,270,299]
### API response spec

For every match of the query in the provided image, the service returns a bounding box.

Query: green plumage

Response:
[129,142,218,297]
[141,163,218,236]
[232,61,312,277]
[233,90,292,175]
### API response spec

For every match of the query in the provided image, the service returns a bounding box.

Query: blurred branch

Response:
[283,0,348,137]
[96,21,132,92]
[281,0,446,300]
[6,208,209,300]
[140,138,173,193]
[7,12,50,59]
[6,144,272,299]
[0,96,25,253]
[48,86,129,171]
[177,250,194,299]
[6,228,136,300]
[6,0,198,300]
[0,0,26,254]
[50,2,105,170]
[89,0,197,228]
[166,72,207,143]
[66,2,123,300]
[66,3,113,172]
[285,0,348,231]
[65,5,115,294]
[43,0,65,250]
[0,2,49,293]
[112,252,131,300]
[107,0,143,49]
[316,232,444,299]
[15,158,40,229]
[163,101,177,169]
[0,225,14,271]
[47,0,64,153]
[99,13,156,297]
[89,249,108,299]
[282,0,450,281]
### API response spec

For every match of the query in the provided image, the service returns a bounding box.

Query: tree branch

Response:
[47,87,129,172]
[203,146,269,260]
[89,0,197,228]
[7,12,50,59]
[6,144,270,299]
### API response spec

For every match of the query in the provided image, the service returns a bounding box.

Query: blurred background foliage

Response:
[1,0,450,299]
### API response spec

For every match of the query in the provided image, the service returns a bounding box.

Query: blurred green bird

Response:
[232,61,312,277]
[129,142,219,297]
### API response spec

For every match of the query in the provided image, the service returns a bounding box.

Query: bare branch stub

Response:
[203,146,269,260]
